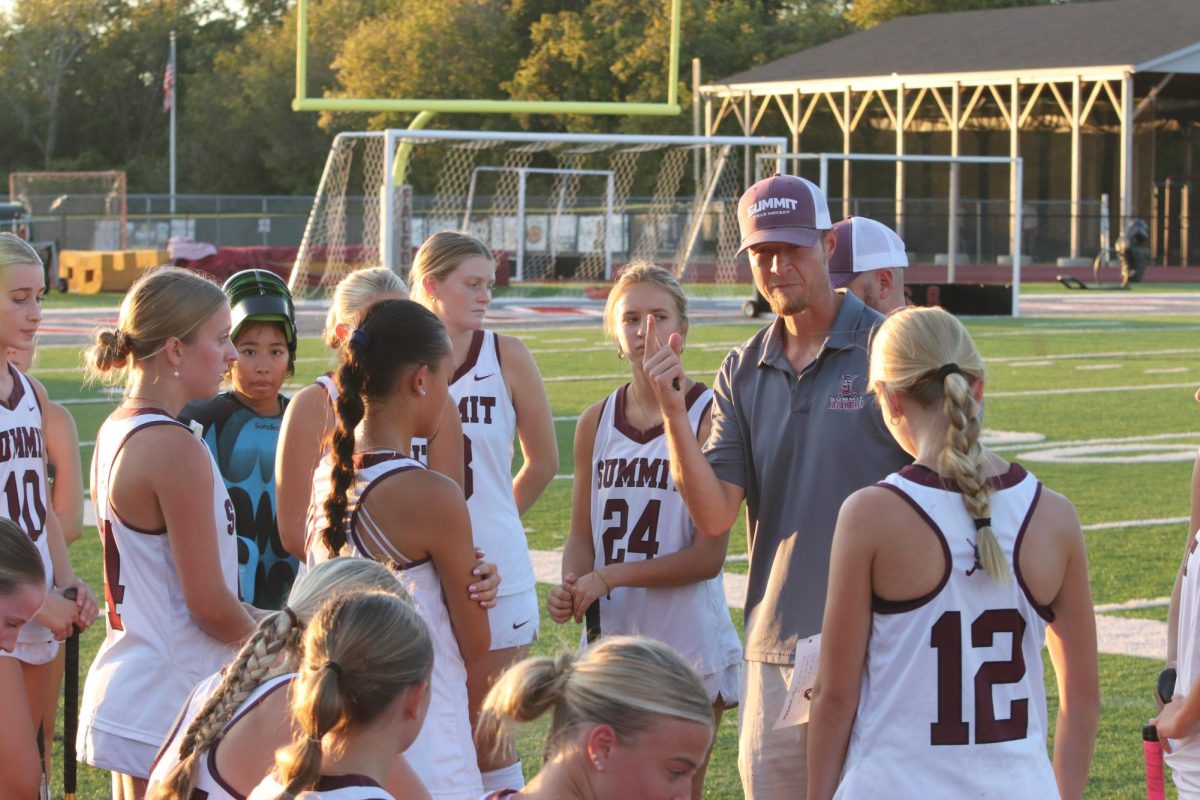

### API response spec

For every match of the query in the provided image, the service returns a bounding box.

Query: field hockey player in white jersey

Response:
[410,231,558,793]
[0,233,99,798]
[476,636,715,800]
[548,262,740,799]
[807,307,1099,800]
[307,298,490,799]
[78,267,259,800]
[148,557,431,800]
[248,590,434,800]
[275,267,467,562]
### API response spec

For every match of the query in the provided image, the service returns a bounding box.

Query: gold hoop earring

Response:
[616,349,624,360]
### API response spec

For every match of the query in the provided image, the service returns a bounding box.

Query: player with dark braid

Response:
[306,298,490,800]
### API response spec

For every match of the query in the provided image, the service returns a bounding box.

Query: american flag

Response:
[162,55,175,112]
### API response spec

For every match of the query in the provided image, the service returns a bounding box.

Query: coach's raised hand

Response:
[642,313,685,413]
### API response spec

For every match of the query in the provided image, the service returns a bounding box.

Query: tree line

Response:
[0,0,1051,196]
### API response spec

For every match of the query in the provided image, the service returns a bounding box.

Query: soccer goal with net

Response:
[288,130,787,295]
[760,151,1025,316]
[8,171,127,251]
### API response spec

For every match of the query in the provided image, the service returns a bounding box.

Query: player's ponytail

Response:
[321,299,449,557]
[271,591,433,800]
[149,558,405,800]
[478,636,713,762]
[868,306,1008,583]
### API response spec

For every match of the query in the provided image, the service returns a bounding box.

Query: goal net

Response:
[8,171,127,251]
[288,130,787,295]
[760,151,1026,316]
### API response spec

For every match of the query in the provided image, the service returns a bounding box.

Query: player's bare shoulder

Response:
[1028,483,1084,542]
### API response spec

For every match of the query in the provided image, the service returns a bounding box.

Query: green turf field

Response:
[37,311,1200,798]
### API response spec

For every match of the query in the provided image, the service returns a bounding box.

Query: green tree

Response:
[845,0,1052,29]
[0,0,110,167]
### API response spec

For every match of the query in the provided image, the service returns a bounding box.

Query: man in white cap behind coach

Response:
[829,216,909,314]
[640,174,910,798]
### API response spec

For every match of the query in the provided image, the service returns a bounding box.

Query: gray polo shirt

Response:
[703,291,911,665]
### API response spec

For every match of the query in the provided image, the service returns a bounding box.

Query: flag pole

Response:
[168,30,177,215]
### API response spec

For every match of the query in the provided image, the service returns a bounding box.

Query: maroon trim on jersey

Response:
[0,362,26,411]
[897,461,1028,493]
[313,774,388,792]
[207,675,296,799]
[353,450,406,470]
[494,330,503,370]
[317,371,337,407]
[109,406,177,421]
[1013,481,1055,623]
[613,382,708,444]
[870,482,952,614]
[105,418,190,535]
[347,460,432,570]
[452,329,486,384]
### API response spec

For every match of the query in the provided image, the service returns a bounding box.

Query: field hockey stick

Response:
[1145,667,1177,800]
[62,586,79,800]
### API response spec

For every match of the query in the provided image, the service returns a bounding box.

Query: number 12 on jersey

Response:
[930,608,1028,746]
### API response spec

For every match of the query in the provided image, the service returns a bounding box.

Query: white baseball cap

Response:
[828,217,908,289]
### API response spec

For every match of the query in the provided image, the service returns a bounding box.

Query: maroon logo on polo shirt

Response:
[827,374,865,411]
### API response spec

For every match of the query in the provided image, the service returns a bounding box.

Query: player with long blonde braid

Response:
[148,557,430,800]
[807,306,1099,800]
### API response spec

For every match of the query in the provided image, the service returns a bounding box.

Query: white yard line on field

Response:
[989,381,1195,398]
[527,549,1169,659]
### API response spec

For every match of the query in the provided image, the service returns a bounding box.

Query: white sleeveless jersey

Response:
[585,384,741,678]
[1167,526,1200,790]
[79,408,240,751]
[0,365,54,646]
[835,463,1058,799]
[149,671,296,799]
[413,330,533,597]
[249,773,395,800]
[307,452,483,800]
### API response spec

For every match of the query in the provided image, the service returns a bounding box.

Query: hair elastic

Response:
[973,517,991,531]
[348,328,370,351]
[937,362,963,381]
[324,660,343,677]
[282,605,298,626]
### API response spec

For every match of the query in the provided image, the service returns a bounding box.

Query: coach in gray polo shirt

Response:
[643,174,910,800]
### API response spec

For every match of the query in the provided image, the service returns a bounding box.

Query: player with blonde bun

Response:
[410,231,558,793]
[247,591,434,800]
[148,557,430,800]
[0,232,98,797]
[549,262,740,799]
[808,306,1099,800]
[275,267,466,561]
[78,266,257,799]
[477,636,715,800]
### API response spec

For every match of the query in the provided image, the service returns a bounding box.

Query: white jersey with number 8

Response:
[78,408,240,762]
